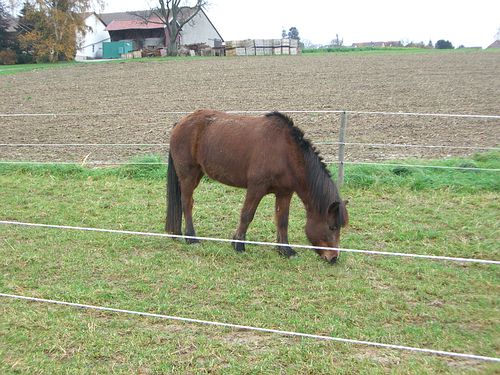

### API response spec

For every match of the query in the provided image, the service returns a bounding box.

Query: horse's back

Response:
[170,110,297,190]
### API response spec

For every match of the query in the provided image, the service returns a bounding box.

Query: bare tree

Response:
[143,0,208,56]
[330,33,343,47]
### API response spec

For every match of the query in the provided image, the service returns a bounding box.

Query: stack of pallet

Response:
[225,39,254,56]
[225,39,300,56]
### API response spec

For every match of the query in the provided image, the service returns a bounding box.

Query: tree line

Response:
[0,0,104,64]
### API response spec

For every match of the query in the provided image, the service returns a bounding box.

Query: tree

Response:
[0,0,18,64]
[0,0,10,49]
[0,0,19,64]
[330,33,343,47]
[18,0,103,62]
[435,39,453,49]
[142,0,207,56]
[302,39,317,49]
[287,26,299,40]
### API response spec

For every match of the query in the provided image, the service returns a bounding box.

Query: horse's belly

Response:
[206,169,247,188]
[199,152,249,188]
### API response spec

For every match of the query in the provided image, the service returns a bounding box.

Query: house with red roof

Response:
[76,8,223,60]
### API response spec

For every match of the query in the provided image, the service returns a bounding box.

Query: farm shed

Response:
[75,7,223,59]
[105,18,166,50]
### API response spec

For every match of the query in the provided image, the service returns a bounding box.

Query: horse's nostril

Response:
[329,256,338,264]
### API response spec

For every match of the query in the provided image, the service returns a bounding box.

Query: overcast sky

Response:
[102,0,500,48]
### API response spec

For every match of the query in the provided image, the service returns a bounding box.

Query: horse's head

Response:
[305,200,349,264]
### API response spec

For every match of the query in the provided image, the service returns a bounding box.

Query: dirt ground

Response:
[0,51,499,164]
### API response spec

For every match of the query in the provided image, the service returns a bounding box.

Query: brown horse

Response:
[166,109,348,263]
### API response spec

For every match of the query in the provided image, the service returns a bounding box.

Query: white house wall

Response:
[180,12,221,47]
[75,14,110,60]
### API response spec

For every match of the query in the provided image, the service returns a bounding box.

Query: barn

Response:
[76,7,223,60]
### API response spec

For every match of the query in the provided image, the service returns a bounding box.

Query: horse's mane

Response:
[265,112,341,215]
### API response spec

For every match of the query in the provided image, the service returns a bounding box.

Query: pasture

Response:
[1,50,499,373]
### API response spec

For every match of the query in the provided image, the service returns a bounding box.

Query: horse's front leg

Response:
[232,187,265,252]
[275,193,297,258]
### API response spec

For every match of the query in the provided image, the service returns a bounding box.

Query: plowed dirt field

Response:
[1,51,499,164]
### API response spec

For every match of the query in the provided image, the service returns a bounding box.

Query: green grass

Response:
[3,48,496,77]
[302,47,489,55]
[0,62,76,76]
[303,47,431,54]
[0,56,211,76]
[0,153,499,373]
[340,152,500,193]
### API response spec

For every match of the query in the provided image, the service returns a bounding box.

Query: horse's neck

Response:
[294,169,336,219]
[293,178,320,217]
[292,146,335,217]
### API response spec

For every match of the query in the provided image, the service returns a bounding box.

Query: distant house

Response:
[75,7,223,60]
[487,40,500,49]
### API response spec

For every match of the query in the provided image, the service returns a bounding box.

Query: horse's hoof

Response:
[277,246,297,258]
[185,230,200,244]
[232,235,245,252]
[233,241,246,253]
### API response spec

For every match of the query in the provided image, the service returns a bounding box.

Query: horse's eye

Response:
[329,225,338,231]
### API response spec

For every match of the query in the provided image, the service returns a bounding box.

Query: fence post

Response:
[337,111,348,187]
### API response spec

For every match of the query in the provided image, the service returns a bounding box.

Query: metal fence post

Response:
[337,111,348,187]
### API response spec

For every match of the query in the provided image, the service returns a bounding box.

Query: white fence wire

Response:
[1,220,498,265]
[1,110,500,118]
[1,142,498,151]
[1,292,499,363]
[1,160,498,172]
[1,109,498,174]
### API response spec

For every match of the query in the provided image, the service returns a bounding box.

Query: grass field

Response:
[1,153,499,373]
[0,48,436,77]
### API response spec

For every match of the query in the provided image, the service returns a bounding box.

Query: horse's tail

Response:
[166,150,182,235]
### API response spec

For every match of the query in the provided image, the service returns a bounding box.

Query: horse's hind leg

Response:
[232,186,266,252]
[179,168,203,244]
[275,193,297,258]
